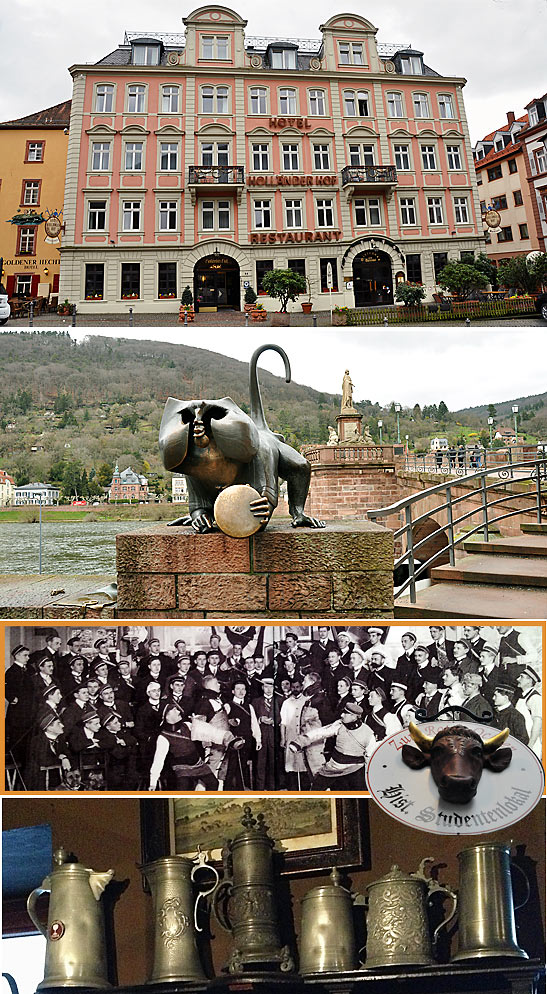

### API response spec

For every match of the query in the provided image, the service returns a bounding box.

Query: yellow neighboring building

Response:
[0,100,71,302]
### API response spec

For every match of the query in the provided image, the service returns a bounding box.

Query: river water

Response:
[0,520,145,574]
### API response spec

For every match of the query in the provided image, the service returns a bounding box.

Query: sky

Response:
[1,0,546,142]
[70,328,547,410]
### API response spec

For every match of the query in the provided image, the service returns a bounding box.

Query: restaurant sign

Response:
[250,230,342,244]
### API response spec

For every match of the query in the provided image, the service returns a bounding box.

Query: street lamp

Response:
[395,403,401,444]
[377,419,383,444]
[405,433,409,454]
[488,416,494,447]
[512,405,519,444]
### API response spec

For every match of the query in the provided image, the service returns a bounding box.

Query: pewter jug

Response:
[299,868,357,974]
[27,847,114,989]
[141,850,219,982]
[453,843,529,960]
[212,805,295,974]
[363,858,457,968]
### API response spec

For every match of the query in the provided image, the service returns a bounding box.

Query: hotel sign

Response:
[248,175,337,187]
[250,230,342,244]
[268,117,311,129]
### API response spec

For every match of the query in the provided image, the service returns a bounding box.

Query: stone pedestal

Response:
[304,443,404,522]
[336,408,363,442]
[116,519,394,618]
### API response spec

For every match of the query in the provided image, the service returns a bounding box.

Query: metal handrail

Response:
[341,164,397,185]
[368,457,547,602]
[188,165,245,184]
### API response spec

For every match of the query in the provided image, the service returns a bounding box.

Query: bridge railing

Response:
[368,457,547,602]
[404,445,541,477]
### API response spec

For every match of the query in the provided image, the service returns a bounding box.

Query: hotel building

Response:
[59,6,485,312]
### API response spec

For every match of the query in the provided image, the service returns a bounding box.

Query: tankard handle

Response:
[26,885,50,938]
[510,861,530,911]
[191,852,220,933]
[211,878,234,933]
[429,883,458,952]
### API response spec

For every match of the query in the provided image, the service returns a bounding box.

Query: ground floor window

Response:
[85,263,104,299]
[121,263,140,298]
[320,258,338,292]
[287,259,306,280]
[256,259,274,293]
[433,252,448,281]
[15,274,33,296]
[460,251,474,263]
[158,262,177,298]
[405,254,422,282]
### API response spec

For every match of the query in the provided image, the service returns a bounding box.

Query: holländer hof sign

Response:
[366,720,544,836]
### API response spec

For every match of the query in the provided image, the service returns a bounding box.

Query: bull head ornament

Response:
[402,723,512,804]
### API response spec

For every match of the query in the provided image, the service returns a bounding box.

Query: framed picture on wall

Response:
[141,797,370,875]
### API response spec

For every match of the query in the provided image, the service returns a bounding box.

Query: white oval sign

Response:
[367,720,544,836]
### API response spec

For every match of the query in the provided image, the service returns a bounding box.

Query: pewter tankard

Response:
[141,851,219,982]
[453,843,529,960]
[27,847,114,989]
[363,858,457,968]
[299,868,357,974]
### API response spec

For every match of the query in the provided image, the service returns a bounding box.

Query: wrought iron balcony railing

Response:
[188,165,245,184]
[341,164,397,186]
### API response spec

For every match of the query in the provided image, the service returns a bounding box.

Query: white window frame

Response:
[27,142,44,162]
[279,88,297,114]
[387,92,404,118]
[159,142,179,171]
[453,197,469,224]
[344,89,369,117]
[427,196,444,225]
[271,48,297,69]
[16,274,33,294]
[438,93,455,119]
[394,144,410,170]
[200,199,231,231]
[400,54,423,74]
[348,143,375,167]
[313,143,330,170]
[122,200,142,231]
[400,197,417,225]
[127,84,146,113]
[161,86,180,113]
[95,84,114,113]
[250,86,268,114]
[316,198,335,228]
[282,143,300,171]
[446,145,462,170]
[253,199,272,229]
[354,197,381,227]
[19,227,36,253]
[338,41,364,65]
[23,180,40,205]
[158,200,178,231]
[309,89,326,116]
[413,92,430,118]
[200,141,230,167]
[91,141,111,171]
[133,44,160,66]
[201,85,230,114]
[87,199,107,231]
[421,144,437,170]
[201,35,230,60]
[251,143,270,170]
[124,141,143,171]
[285,198,303,228]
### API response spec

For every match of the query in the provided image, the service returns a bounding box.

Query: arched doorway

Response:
[194,254,240,311]
[352,250,393,306]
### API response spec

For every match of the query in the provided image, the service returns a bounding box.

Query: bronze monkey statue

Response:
[159,344,325,533]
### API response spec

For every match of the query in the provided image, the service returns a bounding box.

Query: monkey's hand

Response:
[191,513,218,533]
[167,514,193,528]
[249,496,272,522]
[291,513,326,529]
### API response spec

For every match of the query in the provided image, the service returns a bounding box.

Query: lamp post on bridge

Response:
[395,403,401,444]
[378,419,383,444]
[512,405,519,444]
[488,416,494,448]
[405,433,409,455]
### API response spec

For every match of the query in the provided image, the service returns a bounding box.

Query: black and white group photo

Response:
[4,623,543,792]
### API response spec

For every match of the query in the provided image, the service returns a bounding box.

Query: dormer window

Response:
[339,42,364,65]
[270,47,297,69]
[399,54,423,74]
[132,41,161,65]
[202,35,229,60]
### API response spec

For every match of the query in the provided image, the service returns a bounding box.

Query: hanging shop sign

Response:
[7,211,44,226]
[248,174,337,187]
[250,230,342,244]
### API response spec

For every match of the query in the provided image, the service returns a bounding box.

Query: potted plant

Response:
[395,281,426,307]
[179,285,195,323]
[250,302,267,322]
[57,298,72,316]
[261,268,307,314]
[244,285,257,313]
[332,305,349,326]
[301,277,314,314]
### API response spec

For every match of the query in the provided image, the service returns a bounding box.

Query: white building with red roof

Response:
[0,469,15,506]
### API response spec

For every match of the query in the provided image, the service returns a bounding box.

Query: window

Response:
[508,158,518,174]
[497,226,513,242]
[529,106,539,126]
[536,147,547,173]
[316,198,334,227]
[18,226,36,254]
[491,194,508,210]
[477,174,482,185]
[344,91,356,116]
[394,145,410,170]
[125,142,143,170]
[354,198,381,225]
[127,85,146,112]
[413,93,430,118]
[216,86,229,113]
[250,87,268,114]
[22,180,40,205]
[400,197,417,225]
[519,222,529,239]
[202,35,229,60]
[479,200,486,213]
[252,143,269,170]
[132,44,160,65]
[256,259,274,292]
[460,251,474,263]
[159,201,178,230]
[421,144,437,170]
[158,262,177,297]
[201,200,230,230]
[285,199,303,227]
[160,142,178,171]
[313,144,330,170]
[201,142,229,166]
[288,259,306,278]
[513,189,523,206]
[95,85,114,113]
[433,252,448,281]
[85,263,104,298]
[282,144,299,170]
[338,42,364,65]
[16,274,33,295]
[406,254,422,282]
[271,48,297,69]
[309,89,326,115]
[279,89,297,114]
[387,92,403,117]
[320,258,338,291]
[122,200,141,230]
[427,196,443,224]
[400,54,423,74]
[201,86,229,113]
[487,164,503,181]
[344,89,369,116]
[349,143,374,166]
[91,142,111,170]
[88,200,107,230]
[162,86,179,113]
[254,199,272,228]
[453,197,469,223]
[446,145,462,170]
[26,141,44,162]
[121,263,140,297]
[438,93,454,118]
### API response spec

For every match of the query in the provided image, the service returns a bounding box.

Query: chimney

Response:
[507,111,515,125]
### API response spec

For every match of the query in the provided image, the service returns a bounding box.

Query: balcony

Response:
[188,165,245,203]
[341,164,398,198]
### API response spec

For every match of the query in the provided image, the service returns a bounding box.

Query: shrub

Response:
[180,285,193,307]
[395,281,426,306]
[244,286,257,305]
[438,262,488,299]
[261,269,307,312]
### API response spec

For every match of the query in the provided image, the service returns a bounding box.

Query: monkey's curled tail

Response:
[249,344,291,432]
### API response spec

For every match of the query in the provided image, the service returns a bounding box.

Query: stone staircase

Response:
[395,522,547,618]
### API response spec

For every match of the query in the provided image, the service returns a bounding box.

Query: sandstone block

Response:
[117,574,176,611]
[177,573,267,612]
[116,526,250,573]
[268,574,332,612]
[333,571,393,612]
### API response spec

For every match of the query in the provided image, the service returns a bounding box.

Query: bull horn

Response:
[483,727,509,754]
[409,721,434,754]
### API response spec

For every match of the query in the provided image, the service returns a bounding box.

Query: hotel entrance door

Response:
[194,255,240,311]
[352,250,393,306]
